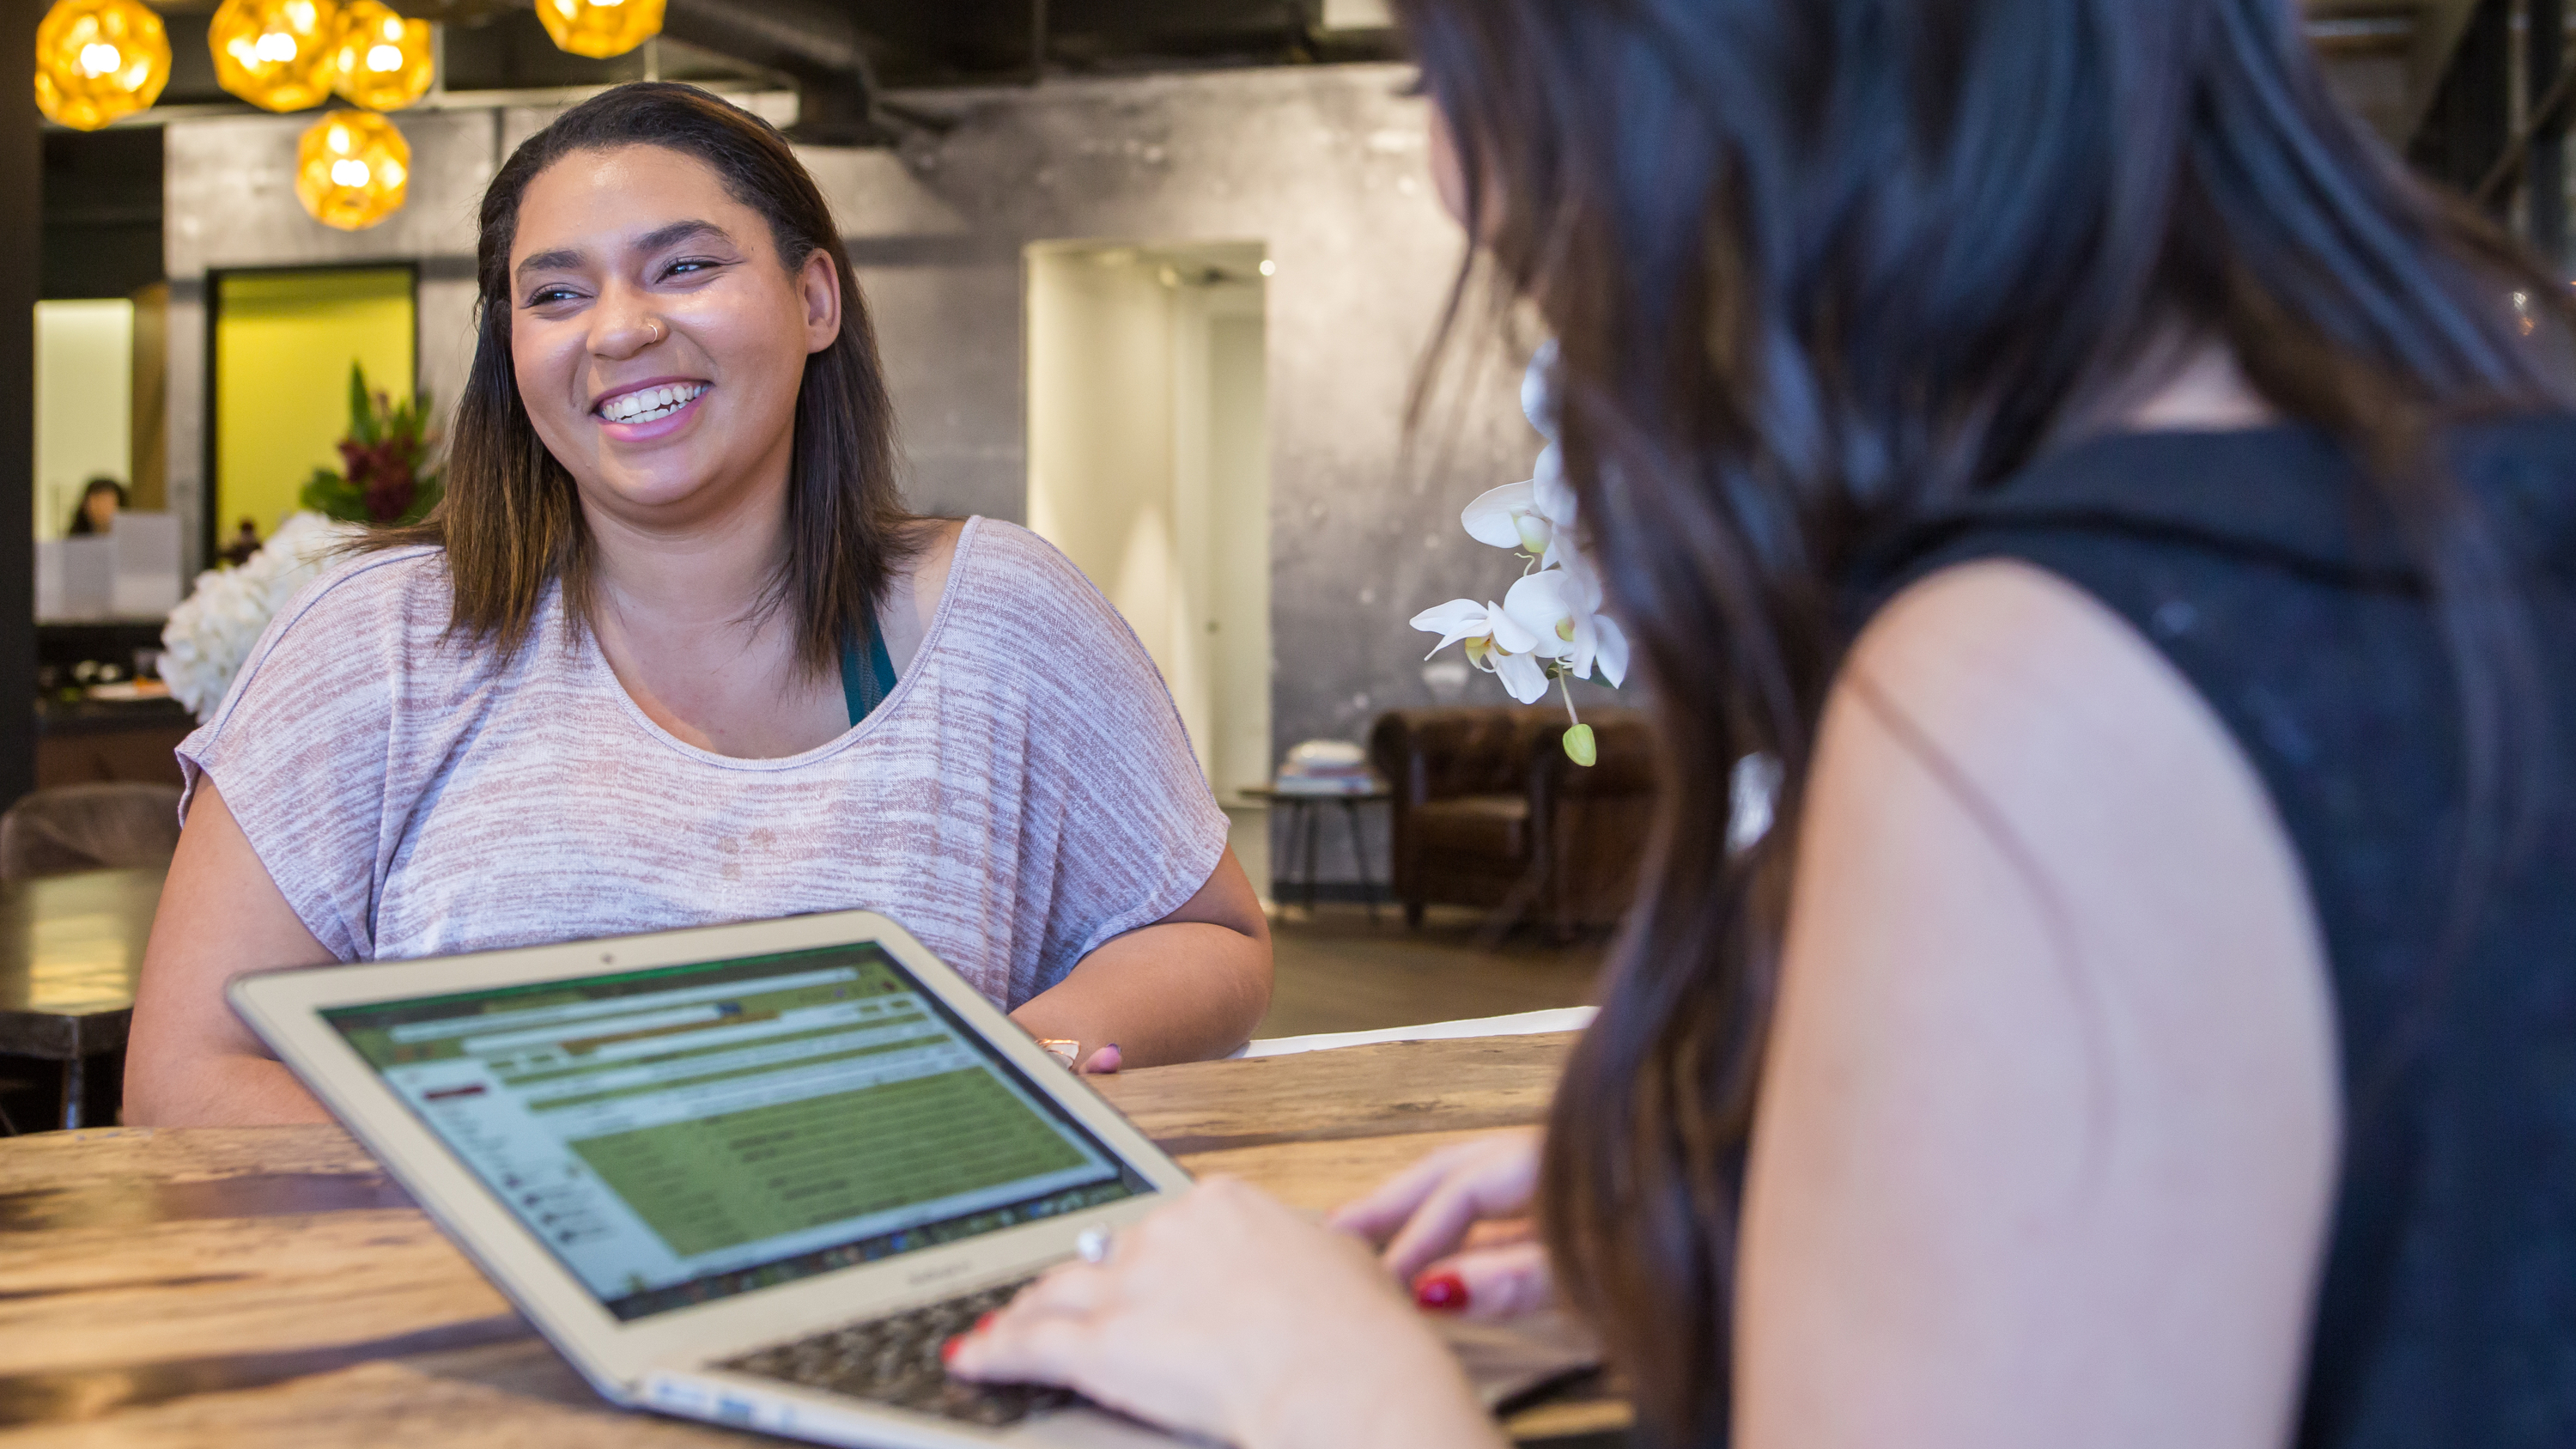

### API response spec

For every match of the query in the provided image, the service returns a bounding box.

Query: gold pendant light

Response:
[535,0,663,60]
[210,0,342,113]
[296,110,409,229]
[325,0,433,112]
[33,0,172,131]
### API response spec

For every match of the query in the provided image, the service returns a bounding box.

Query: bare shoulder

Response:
[1736,554,2340,1446]
[1840,557,2187,773]
[1811,554,2327,1001]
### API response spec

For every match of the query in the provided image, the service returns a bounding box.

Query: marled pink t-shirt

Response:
[177,518,1229,1008]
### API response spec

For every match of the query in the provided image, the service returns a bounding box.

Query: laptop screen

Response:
[322,942,1148,1321]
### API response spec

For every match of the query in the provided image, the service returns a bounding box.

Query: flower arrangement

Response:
[1412,344,1631,764]
[160,511,355,721]
[299,361,443,526]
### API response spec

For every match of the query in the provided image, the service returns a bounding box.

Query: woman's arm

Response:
[1010,846,1272,1069]
[1734,560,2340,1449]
[124,777,337,1126]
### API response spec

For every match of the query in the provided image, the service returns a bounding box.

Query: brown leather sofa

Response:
[1368,705,1659,941]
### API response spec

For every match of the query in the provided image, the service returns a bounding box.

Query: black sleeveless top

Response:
[1871,418,2576,1448]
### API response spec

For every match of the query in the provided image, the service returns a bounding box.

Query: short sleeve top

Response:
[177,517,1231,1010]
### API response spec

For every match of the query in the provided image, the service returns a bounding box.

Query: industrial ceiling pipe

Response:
[658,0,893,144]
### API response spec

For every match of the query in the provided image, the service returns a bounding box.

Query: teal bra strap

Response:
[841,599,901,728]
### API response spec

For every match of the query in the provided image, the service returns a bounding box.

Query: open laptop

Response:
[230,910,1197,1447]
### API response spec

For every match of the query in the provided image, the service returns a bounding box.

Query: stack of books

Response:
[1272,740,1384,796]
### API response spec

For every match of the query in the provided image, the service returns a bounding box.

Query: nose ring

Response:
[643,317,665,344]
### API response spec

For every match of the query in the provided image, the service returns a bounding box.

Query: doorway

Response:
[1024,241,1273,840]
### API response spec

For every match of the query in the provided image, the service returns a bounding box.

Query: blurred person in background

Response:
[67,477,125,536]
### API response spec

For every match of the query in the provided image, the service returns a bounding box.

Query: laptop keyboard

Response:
[720,1277,1084,1428]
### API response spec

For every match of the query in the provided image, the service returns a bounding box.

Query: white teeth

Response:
[599,382,708,423]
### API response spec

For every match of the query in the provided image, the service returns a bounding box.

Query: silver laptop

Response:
[230,910,1198,1448]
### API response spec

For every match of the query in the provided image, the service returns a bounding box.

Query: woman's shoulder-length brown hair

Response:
[370,81,913,676]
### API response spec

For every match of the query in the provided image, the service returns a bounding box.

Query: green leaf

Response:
[1562,722,1597,768]
[298,466,368,523]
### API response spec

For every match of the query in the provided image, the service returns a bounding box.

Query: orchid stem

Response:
[1558,670,1581,726]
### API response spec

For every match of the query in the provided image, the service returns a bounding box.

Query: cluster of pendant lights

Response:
[33,0,663,228]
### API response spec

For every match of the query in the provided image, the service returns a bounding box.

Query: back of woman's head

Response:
[388,82,907,672]
[1390,0,2569,1441]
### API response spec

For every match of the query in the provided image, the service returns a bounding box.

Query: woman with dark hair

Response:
[127,83,1270,1126]
[67,476,125,535]
[950,3,2576,1446]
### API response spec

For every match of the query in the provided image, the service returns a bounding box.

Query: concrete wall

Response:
[806,66,1600,884]
[161,67,1607,885]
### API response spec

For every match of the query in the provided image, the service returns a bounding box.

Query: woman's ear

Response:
[799,249,843,354]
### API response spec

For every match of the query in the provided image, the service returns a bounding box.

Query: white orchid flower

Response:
[1401,338,1630,763]
[1462,443,1582,566]
[1522,338,1560,441]
[1501,567,1631,688]
[1410,597,1552,704]
[1588,613,1631,690]
[1461,479,1553,556]
[1529,444,1583,572]
[1485,646,1552,703]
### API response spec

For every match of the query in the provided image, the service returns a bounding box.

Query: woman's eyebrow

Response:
[513,247,585,280]
[634,218,732,253]
[513,220,733,281]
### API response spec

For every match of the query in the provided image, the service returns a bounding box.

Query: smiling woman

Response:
[124,84,1273,1128]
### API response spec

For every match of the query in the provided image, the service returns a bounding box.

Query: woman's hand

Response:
[947,1178,1500,1449]
[1331,1129,1554,1321]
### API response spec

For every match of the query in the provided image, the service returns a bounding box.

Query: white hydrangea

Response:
[160,513,359,722]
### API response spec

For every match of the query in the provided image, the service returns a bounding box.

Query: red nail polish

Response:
[941,1335,964,1364]
[974,1312,998,1333]
[1414,1271,1470,1312]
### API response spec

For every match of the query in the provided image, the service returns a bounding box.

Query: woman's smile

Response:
[593,377,712,439]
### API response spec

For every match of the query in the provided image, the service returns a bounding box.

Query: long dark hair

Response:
[371,82,912,673]
[1391,2,2571,1443]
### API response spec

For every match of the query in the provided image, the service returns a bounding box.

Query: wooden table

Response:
[0,868,162,1131]
[0,1033,1624,1446]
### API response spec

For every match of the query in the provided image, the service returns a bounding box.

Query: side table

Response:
[1242,783,1392,921]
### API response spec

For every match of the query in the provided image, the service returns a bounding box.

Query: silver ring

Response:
[643,317,665,344]
[1075,1227,1111,1264]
